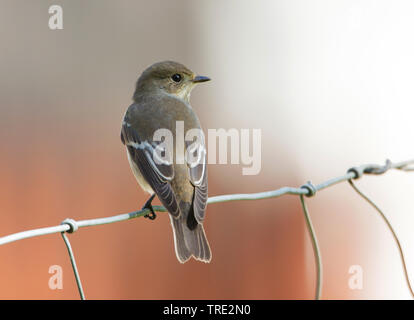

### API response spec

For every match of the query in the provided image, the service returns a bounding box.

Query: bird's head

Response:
[134,61,210,102]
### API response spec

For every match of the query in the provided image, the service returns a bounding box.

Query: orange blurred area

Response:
[0,128,308,299]
[1,0,414,299]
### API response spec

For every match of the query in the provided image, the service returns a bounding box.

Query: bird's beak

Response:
[192,75,211,83]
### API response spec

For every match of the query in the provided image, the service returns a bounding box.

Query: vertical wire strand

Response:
[299,195,322,300]
[348,179,414,298]
[61,232,85,300]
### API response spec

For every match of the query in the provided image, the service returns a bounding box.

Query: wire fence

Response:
[0,158,413,300]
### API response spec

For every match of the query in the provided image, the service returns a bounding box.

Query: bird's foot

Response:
[142,194,156,220]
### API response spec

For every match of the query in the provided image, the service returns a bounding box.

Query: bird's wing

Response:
[186,136,208,223]
[121,121,180,217]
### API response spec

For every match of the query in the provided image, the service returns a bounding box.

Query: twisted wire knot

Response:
[364,159,392,175]
[301,181,317,197]
[348,159,392,179]
[347,166,364,179]
[61,218,79,233]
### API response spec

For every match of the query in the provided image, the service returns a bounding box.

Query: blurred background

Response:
[0,0,414,299]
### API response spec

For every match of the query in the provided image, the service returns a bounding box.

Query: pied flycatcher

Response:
[121,61,211,263]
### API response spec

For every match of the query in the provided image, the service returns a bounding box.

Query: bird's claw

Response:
[142,194,157,220]
[144,207,156,220]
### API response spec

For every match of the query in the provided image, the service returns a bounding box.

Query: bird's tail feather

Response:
[170,215,211,263]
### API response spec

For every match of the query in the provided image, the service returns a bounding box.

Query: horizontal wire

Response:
[0,159,413,246]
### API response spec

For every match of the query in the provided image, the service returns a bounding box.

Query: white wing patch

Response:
[126,140,174,181]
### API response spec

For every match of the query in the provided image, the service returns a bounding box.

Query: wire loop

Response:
[364,159,392,175]
[301,181,317,197]
[347,166,364,179]
[61,218,79,233]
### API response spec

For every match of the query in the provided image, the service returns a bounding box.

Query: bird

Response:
[121,61,211,263]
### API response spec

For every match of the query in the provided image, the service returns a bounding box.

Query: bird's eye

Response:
[171,73,182,82]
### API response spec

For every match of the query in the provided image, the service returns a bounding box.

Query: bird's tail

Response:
[169,215,211,263]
